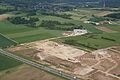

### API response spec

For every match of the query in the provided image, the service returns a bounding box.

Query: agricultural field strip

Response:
[94,26,118,33]
[103,24,120,32]
[0,54,22,71]
[0,33,18,44]
[7,29,49,38]
[0,49,80,80]
[0,64,66,80]
[36,15,72,24]
[63,9,112,21]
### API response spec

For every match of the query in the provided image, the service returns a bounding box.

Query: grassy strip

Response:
[12,33,60,43]
[0,54,22,71]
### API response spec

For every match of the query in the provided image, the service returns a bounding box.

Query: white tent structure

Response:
[73,29,88,35]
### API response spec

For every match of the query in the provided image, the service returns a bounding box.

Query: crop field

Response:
[0,21,34,34]
[62,9,112,21]
[0,20,63,43]
[54,33,120,50]
[63,9,98,21]
[0,54,22,71]
[0,12,102,44]
[0,9,117,45]
[36,15,102,33]
[0,65,65,80]
[13,32,62,43]
[36,15,72,24]
[0,34,17,48]
[102,24,120,32]
[0,0,120,79]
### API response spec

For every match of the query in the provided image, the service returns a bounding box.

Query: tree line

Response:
[40,20,85,31]
[64,39,97,50]
[7,17,39,27]
[41,12,72,19]
[105,13,120,19]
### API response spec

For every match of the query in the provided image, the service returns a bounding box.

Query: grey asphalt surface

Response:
[0,49,80,80]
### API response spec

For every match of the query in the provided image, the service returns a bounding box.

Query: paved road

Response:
[0,49,80,80]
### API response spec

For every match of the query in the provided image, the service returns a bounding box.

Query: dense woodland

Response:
[7,17,39,27]
[105,13,120,19]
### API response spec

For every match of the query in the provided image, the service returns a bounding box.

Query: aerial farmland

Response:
[0,0,120,80]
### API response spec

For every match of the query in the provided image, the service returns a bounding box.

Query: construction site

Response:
[7,40,120,80]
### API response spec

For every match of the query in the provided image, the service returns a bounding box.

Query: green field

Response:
[0,9,118,45]
[54,33,120,50]
[0,54,22,71]
[57,9,120,51]
[32,11,103,33]
[0,10,103,44]
[13,32,62,43]
[0,20,63,43]
[0,21,34,34]
[0,34,17,48]
[62,9,102,21]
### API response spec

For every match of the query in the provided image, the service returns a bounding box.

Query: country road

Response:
[0,49,80,80]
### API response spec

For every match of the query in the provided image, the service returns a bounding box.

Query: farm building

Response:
[73,29,88,35]
[63,29,88,36]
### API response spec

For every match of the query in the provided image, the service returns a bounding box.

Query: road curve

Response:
[0,49,80,80]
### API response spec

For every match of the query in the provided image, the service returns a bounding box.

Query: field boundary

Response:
[0,33,18,44]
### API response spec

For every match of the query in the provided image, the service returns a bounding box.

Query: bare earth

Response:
[0,14,12,21]
[26,41,86,62]
[89,70,119,80]
[7,40,120,80]
[95,11,113,17]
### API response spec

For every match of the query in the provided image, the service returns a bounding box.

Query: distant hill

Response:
[1,0,120,7]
